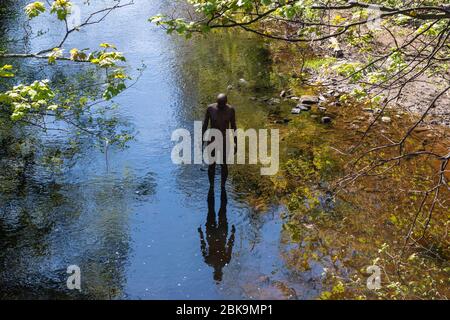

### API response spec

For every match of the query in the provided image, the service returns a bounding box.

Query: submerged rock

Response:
[414,126,430,133]
[268,97,281,105]
[291,105,310,114]
[334,49,344,58]
[333,91,342,98]
[238,78,249,87]
[321,116,332,124]
[381,116,392,123]
[244,276,298,300]
[296,104,311,111]
[300,95,319,105]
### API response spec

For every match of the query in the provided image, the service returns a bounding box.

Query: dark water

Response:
[0,0,322,299]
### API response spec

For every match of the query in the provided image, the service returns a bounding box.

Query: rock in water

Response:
[296,104,311,111]
[381,116,391,123]
[300,95,319,105]
[268,97,281,105]
[321,116,332,124]
[238,78,249,87]
[334,49,344,58]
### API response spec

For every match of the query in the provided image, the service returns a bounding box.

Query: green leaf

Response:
[50,0,72,20]
[24,2,46,19]
[48,48,63,64]
[0,65,15,78]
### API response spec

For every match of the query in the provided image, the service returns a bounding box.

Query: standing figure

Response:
[202,93,237,191]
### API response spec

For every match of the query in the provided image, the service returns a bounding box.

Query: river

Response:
[0,0,322,299]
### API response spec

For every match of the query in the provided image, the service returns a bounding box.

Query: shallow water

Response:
[0,0,320,299]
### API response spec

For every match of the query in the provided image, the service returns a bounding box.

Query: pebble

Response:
[381,116,391,123]
[321,116,332,124]
[300,95,319,105]
[296,104,311,111]
[268,97,281,105]
[238,78,249,87]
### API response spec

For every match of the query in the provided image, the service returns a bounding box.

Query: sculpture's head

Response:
[217,93,227,107]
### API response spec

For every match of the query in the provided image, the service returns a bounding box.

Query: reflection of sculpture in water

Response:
[198,189,236,282]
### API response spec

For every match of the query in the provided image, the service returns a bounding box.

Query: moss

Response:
[303,57,336,70]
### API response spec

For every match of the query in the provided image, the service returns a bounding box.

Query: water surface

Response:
[0,0,318,299]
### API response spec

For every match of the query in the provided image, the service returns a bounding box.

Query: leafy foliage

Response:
[0,64,14,78]
[0,1,136,173]
[0,80,56,121]
[151,0,450,101]
[24,1,46,19]
[50,0,72,20]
